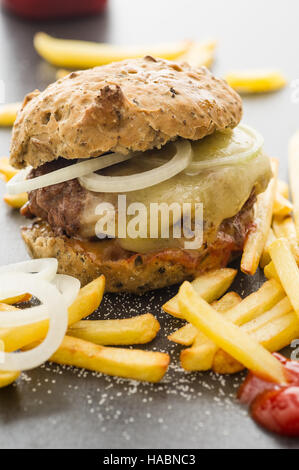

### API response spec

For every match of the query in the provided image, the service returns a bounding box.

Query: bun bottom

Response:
[22,220,238,294]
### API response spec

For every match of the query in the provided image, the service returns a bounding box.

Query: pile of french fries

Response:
[165,134,299,383]
[0,276,170,388]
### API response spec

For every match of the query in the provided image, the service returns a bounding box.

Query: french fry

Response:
[180,292,241,371]
[68,313,160,346]
[0,276,105,352]
[178,281,286,384]
[241,159,278,275]
[3,192,28,209]
[211,292,242,311]
[181,334,218,372]
[50,335,169,383]
[248,311,299,352]
[163,268,237,319]
[56,69,70,80]
[0,293,31,305]
[277,180,289,199]
[177,40,217,68]
[289,130,299,241]
[225,70,286,94]
[0,102,21,126]
[268,238,299,317]
[0,370,20,388]
[213,296,296,374]
[34,32,190,69]
[168,292,241,346]
[272,216,299,263]
[264,261,280,283]
[260,228,276,268]
[0,157,19,182]
[223,279,284,326]
[242,296,292,332]
[168,323,197,346]
[273,192,293,217]
[179,279,284,371]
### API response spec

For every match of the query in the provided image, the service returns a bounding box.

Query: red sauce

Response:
[2,0,107,20]
[238,353,299,436]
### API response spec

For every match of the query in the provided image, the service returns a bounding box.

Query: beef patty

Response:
[22,158,256,259]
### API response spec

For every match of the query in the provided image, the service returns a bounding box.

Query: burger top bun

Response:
[10,56,242,169]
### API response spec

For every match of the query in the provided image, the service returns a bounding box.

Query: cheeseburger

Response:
[8,57,271,293]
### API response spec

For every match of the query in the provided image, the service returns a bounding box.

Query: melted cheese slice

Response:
[80,129,272,253]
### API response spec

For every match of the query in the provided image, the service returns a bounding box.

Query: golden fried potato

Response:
[3,193,28,209]
[34,32,190,68]
[163,268,237,319]
[51,335,169,383]
[241,159,278,275]
[0,370,20,388]
[225,70,286,93]
[178,281,286,384]
[68,313,160,346]
[268,238,299,317]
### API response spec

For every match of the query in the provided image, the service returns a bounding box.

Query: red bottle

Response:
[2,0,107,20]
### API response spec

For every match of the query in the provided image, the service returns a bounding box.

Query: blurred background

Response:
[0,0,298,177]
[0,1,299,449]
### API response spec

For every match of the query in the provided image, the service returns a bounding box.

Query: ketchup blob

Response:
[238,353,299,436]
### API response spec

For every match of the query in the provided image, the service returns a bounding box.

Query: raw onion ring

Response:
[0,258,58,282]
[0,273,68,371]
[52,274,80,306]
[6,152,134,195]
[79,140,192,193]
[186,124,263,173]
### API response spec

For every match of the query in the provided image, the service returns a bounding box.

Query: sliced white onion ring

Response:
[52,274,80,307]
[0,258,58,282]
[78,140,193,193]
[0,273,68,371]
[6,152,134,195]
[186,124,264,173]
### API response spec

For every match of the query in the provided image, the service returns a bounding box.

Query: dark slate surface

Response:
[0,0,298,449]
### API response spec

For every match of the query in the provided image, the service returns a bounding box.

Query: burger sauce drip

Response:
[238,353,299,436]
